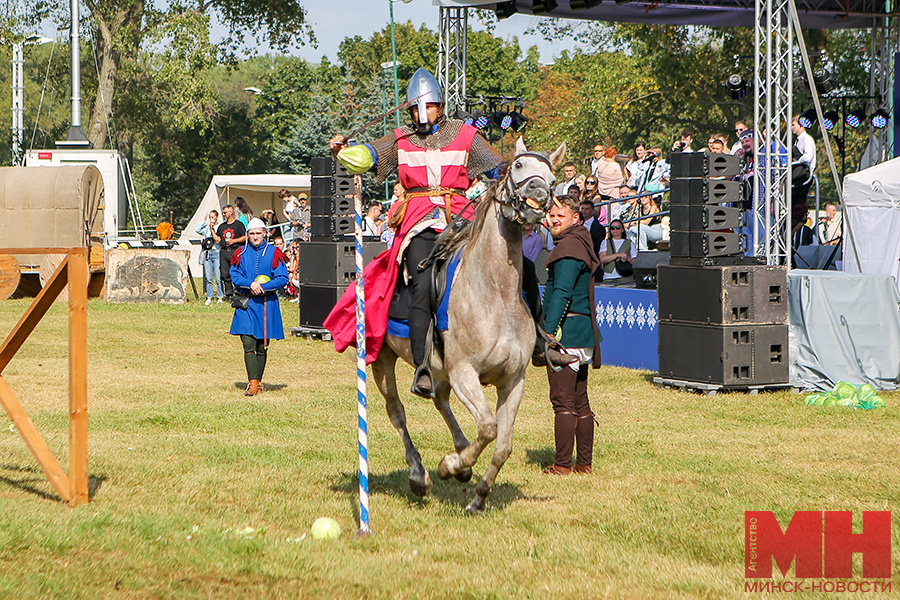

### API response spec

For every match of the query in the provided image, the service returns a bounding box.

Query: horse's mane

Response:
[444,166,509,258]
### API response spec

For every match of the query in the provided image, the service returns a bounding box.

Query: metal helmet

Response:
[406,68,443,132]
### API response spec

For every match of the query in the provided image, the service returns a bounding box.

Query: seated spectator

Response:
[635,147,670,199]
[609,185,637,223]
[708,139,725,153]
[791,204,814,244]
[595,146,624,199]
[732,121,750,154]
[590,144,605,179]
[580,199,606,256]
[626,194,664,250]
[599,219,637,283]
[286,240,300,302]
[363,201,383,236]
[582,177,609,225]
[817,202,842,245]
[554,162,579,196]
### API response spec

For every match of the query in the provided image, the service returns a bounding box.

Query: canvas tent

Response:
[841,156,900,293]
[178,174,311,266]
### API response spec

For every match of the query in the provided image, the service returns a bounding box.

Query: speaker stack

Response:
[657,152,789,389]
[298,156,386,328]
[309,155,356,239]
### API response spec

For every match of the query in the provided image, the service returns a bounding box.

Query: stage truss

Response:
[437,2,896,267]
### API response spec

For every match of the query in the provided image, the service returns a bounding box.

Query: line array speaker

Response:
[298,284,343,328]
[311,195,353,216]
[669,231,744,258]
[658,322,789,386]
[299,241,387,285]
[657,264,788,325]
[669,178,746,206]
[312,175,354,198]
[670,205,743,231]
[668,152,741,179]
[311,155,350,178]
[310,215,354,237]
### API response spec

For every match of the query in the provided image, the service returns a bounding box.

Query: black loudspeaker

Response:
[631,251,669,289]
[311,195,353,216]
[670,205,743,231]
[298,284,343,328]
[669,178,746,205]
[658,322,789,386]
[311,155,351,178]
[312,175,354,198]
[668,255,765,267]
[310,215,354,237]
[670,231,744,258]
[657,264,788,325]
[299,241,388,285]
[668,152,741,179]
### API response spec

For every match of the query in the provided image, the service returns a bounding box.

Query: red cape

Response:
[323,196,472,364]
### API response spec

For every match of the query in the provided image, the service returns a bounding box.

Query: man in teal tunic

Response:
[541,195,602,475]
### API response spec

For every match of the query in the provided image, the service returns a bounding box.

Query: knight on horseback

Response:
[325,67,569,399]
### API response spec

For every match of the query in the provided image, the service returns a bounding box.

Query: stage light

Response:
[845,109,866,129]
[821,110,839,131]
[505,112,527,132]
[495,1,517,19]
[726,74,749,100]
[491,111,512,130]
[871,108,890,129]
[570,0,602,8]
[453,109,474,126]
[798,109,816,129]
[531,0,558,14]
[473,112,489,130]
[813,68,836,94]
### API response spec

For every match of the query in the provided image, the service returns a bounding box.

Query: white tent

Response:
[842,156,900,292]
[177,174,311,266]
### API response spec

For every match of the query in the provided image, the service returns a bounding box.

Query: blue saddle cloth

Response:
[387,252,461,339]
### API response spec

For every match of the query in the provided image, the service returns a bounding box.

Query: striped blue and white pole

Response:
[353,173,371,536]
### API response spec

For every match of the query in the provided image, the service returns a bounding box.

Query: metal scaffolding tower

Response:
[438,7,467,115]
[753,0,793,265]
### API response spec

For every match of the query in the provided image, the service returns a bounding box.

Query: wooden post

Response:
[0,248,89,507]
[67,249,89,506]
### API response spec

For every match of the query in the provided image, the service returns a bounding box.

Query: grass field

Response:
[0,297,897,599]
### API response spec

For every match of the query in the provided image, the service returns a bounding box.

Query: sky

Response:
[291,1,581,65]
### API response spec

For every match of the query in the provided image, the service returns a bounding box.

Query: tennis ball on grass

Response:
[254,275,271,283]
[311,517,341,540]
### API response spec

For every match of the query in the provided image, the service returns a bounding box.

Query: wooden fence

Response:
[0,248,88,507]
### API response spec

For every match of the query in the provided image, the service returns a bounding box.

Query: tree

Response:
[75,0,314,153]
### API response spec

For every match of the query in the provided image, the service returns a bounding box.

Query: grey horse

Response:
[372,137,566,513]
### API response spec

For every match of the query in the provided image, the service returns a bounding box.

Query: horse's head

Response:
[498,137,567,225]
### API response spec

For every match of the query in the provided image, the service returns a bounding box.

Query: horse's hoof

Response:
[409,477,432,497]
[454,468,473,483]
[437,454,458,480]
[465,498,485,515]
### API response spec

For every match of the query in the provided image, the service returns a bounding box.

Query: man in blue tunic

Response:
[230,218,289,396]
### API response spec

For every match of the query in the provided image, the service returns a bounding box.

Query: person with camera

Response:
[672,129,694,153]
[196,209,224,305]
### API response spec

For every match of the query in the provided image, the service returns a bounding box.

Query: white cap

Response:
[247,218,267,232]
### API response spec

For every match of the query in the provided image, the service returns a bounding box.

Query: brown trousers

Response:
[546,363,594,468]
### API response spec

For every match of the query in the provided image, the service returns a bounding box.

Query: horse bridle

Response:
[497,152,555,224]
